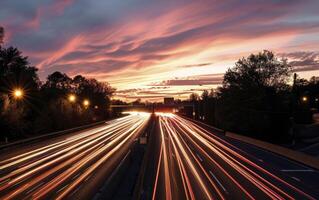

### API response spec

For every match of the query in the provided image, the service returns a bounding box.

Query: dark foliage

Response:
[0,44,115,142]
[193,51,319,144]
[218,51,293,142]
[0,46,40,139]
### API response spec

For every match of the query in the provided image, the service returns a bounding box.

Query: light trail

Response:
[0,112,150,199]
[152,113,316,200]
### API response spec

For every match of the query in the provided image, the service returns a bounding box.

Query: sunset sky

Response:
[1,0,319,102]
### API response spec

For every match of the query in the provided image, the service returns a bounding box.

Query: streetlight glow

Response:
[302,96,308,102]
[13,89,23,99]
[68,94,76,102]
[83,99,90,106]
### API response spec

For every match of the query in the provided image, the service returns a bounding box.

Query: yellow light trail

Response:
[152,113,316,200]
[0,112,150,199]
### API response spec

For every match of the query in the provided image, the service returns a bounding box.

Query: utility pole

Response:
[290,73,297,146]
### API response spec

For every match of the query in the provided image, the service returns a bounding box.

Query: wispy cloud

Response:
[1,0,319,100]
[279,51,319,72]
[150,74,224,86]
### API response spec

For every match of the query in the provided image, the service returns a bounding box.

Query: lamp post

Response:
[68,94,76,102]
[12,88,24,110]
[9,88,24,144]
[83,99,90,107]
[13,89,23,99]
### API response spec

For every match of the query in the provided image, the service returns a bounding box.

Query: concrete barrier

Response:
[0,120,108,151]
[133,115,156,200]
[226,131,319,170]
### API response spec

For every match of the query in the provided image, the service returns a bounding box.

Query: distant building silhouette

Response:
[164,97,174,105]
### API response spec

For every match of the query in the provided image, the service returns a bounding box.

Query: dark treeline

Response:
[188,50,319,143]
[0,28,115,142]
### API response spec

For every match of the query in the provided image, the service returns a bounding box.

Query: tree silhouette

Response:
[223,50,291,90]
[190,93,199,102]
[0,47,40,94]
[0,46,40,139]
[217,50,292,142]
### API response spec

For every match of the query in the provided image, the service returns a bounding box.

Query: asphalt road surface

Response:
[1,112,319,200]
[151,113,319,200]
[0,112,150,199]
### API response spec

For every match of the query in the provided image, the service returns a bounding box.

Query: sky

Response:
[1,0,319,102]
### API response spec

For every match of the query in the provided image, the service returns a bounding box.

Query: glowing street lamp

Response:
[302,96,308,102]
[13,89,23,99]
[83,99,90,107]
[68,94,76,102]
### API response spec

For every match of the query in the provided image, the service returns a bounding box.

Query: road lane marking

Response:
[70,187,80,197]
[57,184,69,193]
[209,170,227,193]
[12,179,24,187]
[196,153,203,162]
[72,173,81,180]
[291,177,301,182]
[26,182,45,194]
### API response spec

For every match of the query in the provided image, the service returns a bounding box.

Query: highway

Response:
[0,112,150,199]
[151,113,319,200]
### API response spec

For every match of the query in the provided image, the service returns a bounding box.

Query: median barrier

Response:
[225,131,319,170]
[133,114,156,200]
[95,116,153,200]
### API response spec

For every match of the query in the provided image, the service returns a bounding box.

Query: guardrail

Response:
[179,115,319,170]
[0,120,108,151]
[226,131,319,170]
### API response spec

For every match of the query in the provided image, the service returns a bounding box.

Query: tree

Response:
[201,90,209,101]
[0,46,40,139]
[37,72,114,131]
[0,47,40,94]
[74,76,114,108]
[0,37,116,140]
[292,75,319,124]
[217,50,292,142]
[190,93,199,102]
[223,50,291,90]
[46,71,72,89]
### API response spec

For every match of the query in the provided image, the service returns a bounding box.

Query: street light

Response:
[302,96,308,102]
[83,99,90,107]
[13,89,23,99]
[68,94,76,102]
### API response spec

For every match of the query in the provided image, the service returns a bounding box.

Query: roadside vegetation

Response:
[188,50,319,143]
[0,27,115,142]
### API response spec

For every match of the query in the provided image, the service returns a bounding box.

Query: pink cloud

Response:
[2,1,319,101]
